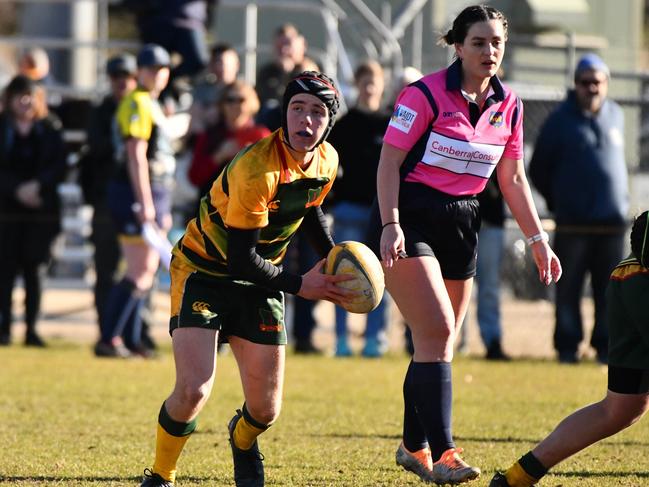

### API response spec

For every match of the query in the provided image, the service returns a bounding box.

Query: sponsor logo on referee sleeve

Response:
[389,104,418,133]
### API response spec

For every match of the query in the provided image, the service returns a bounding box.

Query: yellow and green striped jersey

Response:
[174,128,338,277]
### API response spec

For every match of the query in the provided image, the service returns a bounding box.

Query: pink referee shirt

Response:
[385,59,523,196]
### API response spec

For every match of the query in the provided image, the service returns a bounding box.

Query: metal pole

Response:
[97,0,110,90]
[244,3,258,87]
[392,0,429,39]
[411,11,423,70]
[566,31,577,88]
[345,0,403,84]
[381,1,392,62]
[69,0,97,89]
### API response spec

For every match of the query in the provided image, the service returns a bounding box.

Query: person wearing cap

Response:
[138,71,354,487]
[490,210,649,487]
[96,44,176,358]
[79,54,138,356]
[529,53,629,364]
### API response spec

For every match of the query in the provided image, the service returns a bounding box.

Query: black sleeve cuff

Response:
[227,227,303,294]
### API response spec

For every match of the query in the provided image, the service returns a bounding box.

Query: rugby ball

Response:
[324,241,385,313]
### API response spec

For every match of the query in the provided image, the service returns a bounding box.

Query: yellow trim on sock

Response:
[233,415,265,450]
[152,423,192,482]
[505,462,538,487]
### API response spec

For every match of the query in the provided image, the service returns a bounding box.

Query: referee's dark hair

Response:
[440,4,508,46]
[630,210,649,268]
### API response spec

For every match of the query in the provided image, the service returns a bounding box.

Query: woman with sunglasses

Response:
[188,80,270,201]
[367,4,562,484]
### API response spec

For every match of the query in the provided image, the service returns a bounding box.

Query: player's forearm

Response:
[227,227,303,294]
[502,181,544,238]
[499,159,544,238]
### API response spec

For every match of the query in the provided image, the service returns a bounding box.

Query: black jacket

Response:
[0,113,67,237]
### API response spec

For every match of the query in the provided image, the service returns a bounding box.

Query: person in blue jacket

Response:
[529,53,629,364]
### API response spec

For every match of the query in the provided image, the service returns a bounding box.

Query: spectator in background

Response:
[0,75,67,346]
[256,24,307,110]
[95,45,177,358]
[188,43,240,137]
[257,57,320,133]
[129,0,217,80]
[387,65,423,357]
[472,174,510,360]
[79,54,140,350]
[328,60,391,358]
[17,47,61,107]
[188,79,269,202]
[18,48,51,83]
[529,53,629,364]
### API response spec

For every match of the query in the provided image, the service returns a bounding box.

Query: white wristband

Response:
[526,231,549,245]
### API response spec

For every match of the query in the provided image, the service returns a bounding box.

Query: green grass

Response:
[1,342,648,486]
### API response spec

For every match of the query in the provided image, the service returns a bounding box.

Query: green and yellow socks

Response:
[504,451,548,487]
[232,404,269,450]
[151,403,197,483]
[149,402,270,482]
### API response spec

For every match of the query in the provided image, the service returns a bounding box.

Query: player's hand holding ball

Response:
[324,241,385,313]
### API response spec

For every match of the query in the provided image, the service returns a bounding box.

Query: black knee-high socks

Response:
[402,360,454,460]
[101,278,144,346]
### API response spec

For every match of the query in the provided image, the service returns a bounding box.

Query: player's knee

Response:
[126,271,155,291]
[603,396,648,429]
[417,320,453,344]
[177,381,212,409]
[623,399,649,427]
[247,401,282,426]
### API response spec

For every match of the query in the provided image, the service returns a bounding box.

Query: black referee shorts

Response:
[366,181,481,280]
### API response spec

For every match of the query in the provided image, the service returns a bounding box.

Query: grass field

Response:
[2,342,649,486]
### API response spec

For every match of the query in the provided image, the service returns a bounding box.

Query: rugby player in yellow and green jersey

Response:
[490,210,649,487]
[140,72,356,487]
[175,112,336,281]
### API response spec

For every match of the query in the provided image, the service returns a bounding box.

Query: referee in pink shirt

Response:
[366,4,562,484]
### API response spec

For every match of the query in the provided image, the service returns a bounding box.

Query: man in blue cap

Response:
[529,53,629,364]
